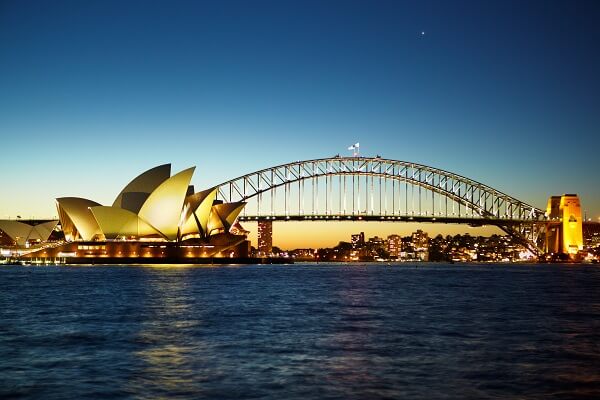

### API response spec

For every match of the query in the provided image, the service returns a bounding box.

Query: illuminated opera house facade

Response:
[21,164,251,262]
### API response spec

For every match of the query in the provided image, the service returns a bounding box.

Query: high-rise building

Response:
[368,236,385,248]
[411,229,429,261]
[351,232,365,249]
[257,220,273,255]
[411,229,429,249]
[387,234,401,257]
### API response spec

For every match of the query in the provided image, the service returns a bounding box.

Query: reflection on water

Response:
[128,267,202,397]
[1,263,600,399]
[319,268,382,390]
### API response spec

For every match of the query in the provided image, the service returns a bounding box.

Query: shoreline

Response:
[1,256,292,266]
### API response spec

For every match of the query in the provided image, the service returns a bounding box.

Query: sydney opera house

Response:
[4,164,252,263]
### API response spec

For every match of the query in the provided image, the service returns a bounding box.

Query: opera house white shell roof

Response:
[0,220,58,247]
[56,164,245,242]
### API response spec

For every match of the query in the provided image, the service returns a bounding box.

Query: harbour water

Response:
[1,263,600,399]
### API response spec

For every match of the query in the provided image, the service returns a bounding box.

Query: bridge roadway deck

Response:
[238,214,549,227]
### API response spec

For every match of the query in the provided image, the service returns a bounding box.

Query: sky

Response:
[1,0,599,248]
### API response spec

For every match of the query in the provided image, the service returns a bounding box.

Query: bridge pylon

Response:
[545,194,584,258]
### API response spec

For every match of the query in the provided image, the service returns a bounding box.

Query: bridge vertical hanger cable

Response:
[438,180,442,216]
[316,173,326,214]
[354,160,358,215]
[419,169,422,216]
[383,175,386,215]
[368,173,371,215]
[357,167,360,214]
[340,163,343,214]
[452,180,455,216]
[284,167,288,216]
[258,172,261,216]
[392,168,395,215]
[312,173,315,216]
[352,161,355,215]
[372,171,375,215]
[432,180,435,216]
[241,177,245,216]
[325,162,328,215]
[459,185,462,217]
[377,161,380,215]
[445,178,448,217]
[316,172,319,215]
[411,167,414,215]
[299,172,302,215]
[342,173,346,214]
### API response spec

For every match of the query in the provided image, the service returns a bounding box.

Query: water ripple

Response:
[1,263,600,399]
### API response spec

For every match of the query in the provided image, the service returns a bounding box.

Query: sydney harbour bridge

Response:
[213,156,551,254]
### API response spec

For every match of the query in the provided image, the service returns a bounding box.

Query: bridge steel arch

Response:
[214,157,548,253]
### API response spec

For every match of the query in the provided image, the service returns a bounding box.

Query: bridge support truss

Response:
[215,157,548,254]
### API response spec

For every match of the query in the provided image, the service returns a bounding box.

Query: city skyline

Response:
[2,1,599,248]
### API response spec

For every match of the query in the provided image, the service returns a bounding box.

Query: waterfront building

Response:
[257,220,273,255]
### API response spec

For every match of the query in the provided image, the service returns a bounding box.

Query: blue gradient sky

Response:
[1,1,599,242]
